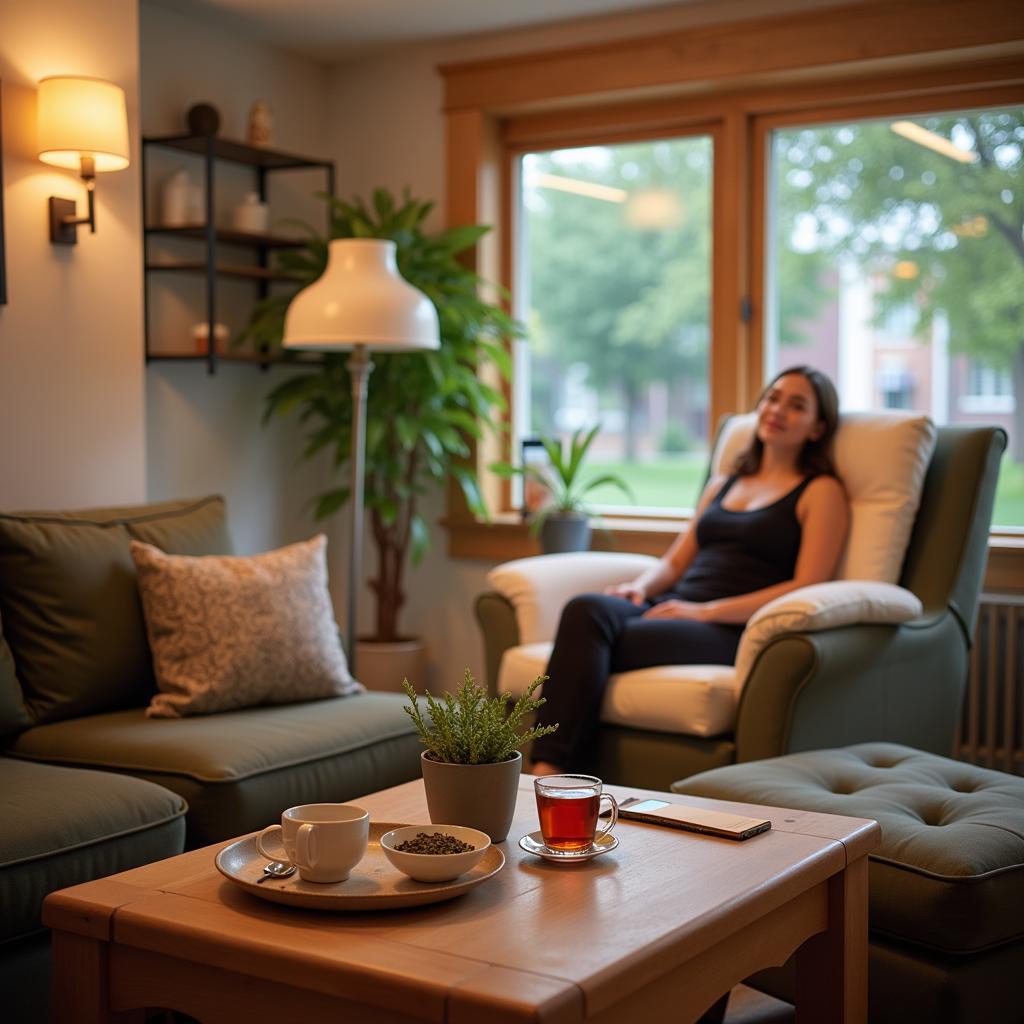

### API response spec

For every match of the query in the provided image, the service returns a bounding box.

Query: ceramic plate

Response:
[216,822,505,911]
[518,830,619,862]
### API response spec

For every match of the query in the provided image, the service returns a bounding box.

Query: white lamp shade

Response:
[283,238,440,352]
[37,77,130,172]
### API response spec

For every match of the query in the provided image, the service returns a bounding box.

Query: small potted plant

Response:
[491,424,634,553]
[402,671,557,842]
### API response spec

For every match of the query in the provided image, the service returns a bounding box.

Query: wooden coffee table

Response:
[45,775,878,1023]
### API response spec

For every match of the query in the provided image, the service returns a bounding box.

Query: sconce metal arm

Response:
[49,155,97,245]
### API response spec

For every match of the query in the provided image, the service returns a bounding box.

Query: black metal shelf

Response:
[145,224,308,249]
[146,351,325,367]
[145,261,303,283]
[143,133,332,171]
[141,132,335,374]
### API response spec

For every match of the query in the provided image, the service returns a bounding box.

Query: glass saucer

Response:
[518,830,619,862]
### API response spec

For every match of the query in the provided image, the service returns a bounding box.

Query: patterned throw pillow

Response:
[131,535,362,718]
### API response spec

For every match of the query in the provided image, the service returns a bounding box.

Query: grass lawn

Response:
[585,454,1024,529]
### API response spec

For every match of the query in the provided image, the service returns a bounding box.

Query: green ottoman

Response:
[672,743,1024,1024]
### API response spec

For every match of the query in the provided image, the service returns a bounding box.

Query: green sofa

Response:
[0,495,423,1023]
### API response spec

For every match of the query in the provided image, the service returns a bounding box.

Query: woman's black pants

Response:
[530,593,743,771]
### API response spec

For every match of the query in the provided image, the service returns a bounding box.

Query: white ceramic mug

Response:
[257,803,369,883]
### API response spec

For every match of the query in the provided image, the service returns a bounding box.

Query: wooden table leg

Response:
[51,931,145,1024]
[794,857,869,1024]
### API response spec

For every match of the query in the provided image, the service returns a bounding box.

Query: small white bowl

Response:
[380,825,490,882]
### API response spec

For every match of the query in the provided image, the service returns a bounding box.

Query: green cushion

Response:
[0,757,186,943]
[0,496,231,725]
[11,692,423,847]
[673,743,1024,956]
[0,613,32,746]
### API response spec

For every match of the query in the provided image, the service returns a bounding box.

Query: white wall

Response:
[0,0,145,508]
[140,1,347,566]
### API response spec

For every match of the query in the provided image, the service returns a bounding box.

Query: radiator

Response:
[956,594,1024,775]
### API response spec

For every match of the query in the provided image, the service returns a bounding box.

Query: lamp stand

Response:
[347,345,372,677]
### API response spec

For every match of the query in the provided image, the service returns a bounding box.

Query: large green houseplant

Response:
[239,190,521,644]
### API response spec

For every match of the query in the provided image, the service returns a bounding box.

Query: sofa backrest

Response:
[0,495,232,739]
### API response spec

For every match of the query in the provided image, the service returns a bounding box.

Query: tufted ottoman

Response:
[672,743,1024,1024]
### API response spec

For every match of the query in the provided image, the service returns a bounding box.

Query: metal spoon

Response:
[256,860,296,884]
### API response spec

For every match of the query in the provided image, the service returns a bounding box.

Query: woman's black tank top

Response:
[671,475,815,604]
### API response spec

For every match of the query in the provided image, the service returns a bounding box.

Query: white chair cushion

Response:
[497,642,740,738]
[712,410,936,584]
[734,580,923,684]
[488,552,658,644]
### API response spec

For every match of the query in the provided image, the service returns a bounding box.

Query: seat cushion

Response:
[712,411,936,583]
[673,743,1024,955]
[0,757,186,943]
[498,642,740,738]
[0,495,232,724]
[10,692,423,847]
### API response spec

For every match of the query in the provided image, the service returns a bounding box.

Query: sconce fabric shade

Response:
[283,239,440,352]
[37,77,130,172]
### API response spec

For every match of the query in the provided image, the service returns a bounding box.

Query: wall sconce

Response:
[37,76,129,245]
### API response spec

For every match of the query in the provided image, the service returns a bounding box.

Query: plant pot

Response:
[355,637,426,693]
[420,750,522,843]
[540,513,591,554]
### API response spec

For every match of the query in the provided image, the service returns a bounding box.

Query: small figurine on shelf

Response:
[192,322,230,355]
[247,100,273,147]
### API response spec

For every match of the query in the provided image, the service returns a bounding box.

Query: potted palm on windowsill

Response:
[491,424,634,553]
[238,189,522,689]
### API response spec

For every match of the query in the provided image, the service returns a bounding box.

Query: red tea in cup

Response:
[534,775,618,852]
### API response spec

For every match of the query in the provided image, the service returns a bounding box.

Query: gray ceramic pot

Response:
[420,750,523,843]
[540,513,591,554]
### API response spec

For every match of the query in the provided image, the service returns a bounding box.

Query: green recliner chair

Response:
[475,419,1006,790]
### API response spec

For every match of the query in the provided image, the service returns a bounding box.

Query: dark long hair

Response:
[734,365,840,478]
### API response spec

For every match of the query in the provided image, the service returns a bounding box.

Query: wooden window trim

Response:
[440,2,1024,593]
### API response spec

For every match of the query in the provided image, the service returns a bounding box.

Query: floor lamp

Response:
[282,238,440,676]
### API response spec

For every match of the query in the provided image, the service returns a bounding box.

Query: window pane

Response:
[516,137,712,512]
[766,107,1024,528]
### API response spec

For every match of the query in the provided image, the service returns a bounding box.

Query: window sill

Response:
[444,515,1024,594]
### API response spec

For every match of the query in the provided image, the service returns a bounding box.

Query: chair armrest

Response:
[487,552,658,644]
[474,591,519,697]
[734,580,923,686]
[734,611,965,763]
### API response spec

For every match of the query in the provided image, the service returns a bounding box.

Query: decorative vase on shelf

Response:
[247,100,273,147]
[232,192,270,234]
[161,169,190,225]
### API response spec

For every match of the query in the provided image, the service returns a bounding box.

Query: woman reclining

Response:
[531,365,850,776]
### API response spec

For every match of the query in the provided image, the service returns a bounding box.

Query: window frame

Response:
[500,120,723,521]
[438,2,1024,588]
